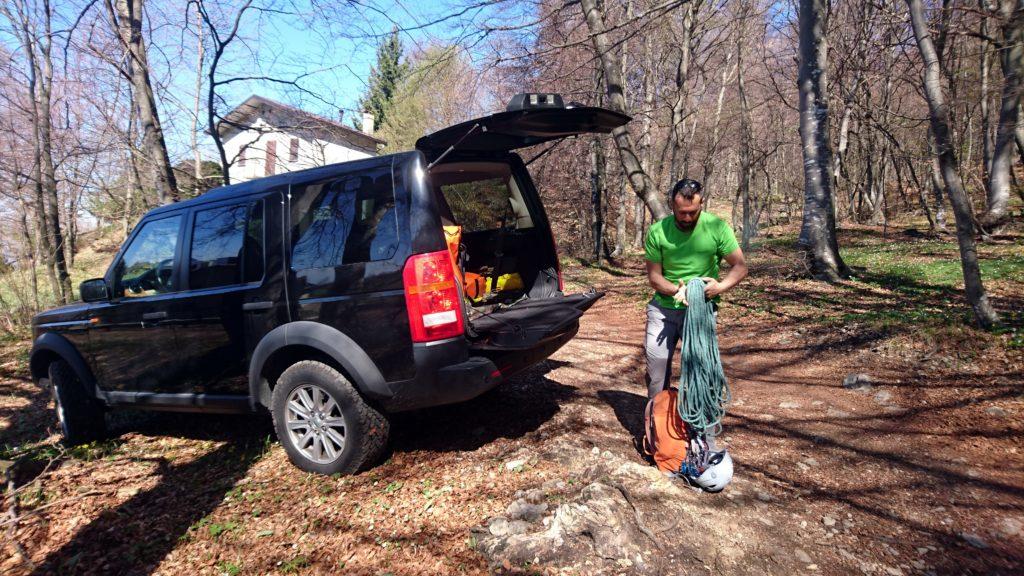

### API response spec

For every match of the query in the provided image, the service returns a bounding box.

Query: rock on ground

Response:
[473,439,802,575]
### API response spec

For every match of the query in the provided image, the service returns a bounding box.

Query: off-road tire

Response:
[271,361,389,475]
[48,360,106,445]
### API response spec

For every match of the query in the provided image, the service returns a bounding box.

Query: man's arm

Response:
[703,248,748,298]
[646,260,684,297]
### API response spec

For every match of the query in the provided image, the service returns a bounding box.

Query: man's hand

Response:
[672,279,688,305]
[701,249,749,301]
[702,277,724,299]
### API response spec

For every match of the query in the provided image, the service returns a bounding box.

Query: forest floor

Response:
[1,224,1022,575]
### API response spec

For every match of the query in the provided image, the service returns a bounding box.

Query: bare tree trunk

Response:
[927,129,949,231]
[632,196,645,248]
[905,154,936,229]
[192,0,205,196]
[591,136,606,262]
[834,104,853,192]
[579,0,668,221]
[981,3,995,181]
[982,0,1023,227]
[18,196,39,311]
[39,77,73,304]
[65,190,78,267]
[125,144,144,235]
[30,183,56,299]
[30,95,60,302]
[907,0,1000,329]
[703,51,735,198]
[669,2,694,182]
[797,0,849,281]
[833,0,873,198]
[610,0,634,255]
[1016,102,1024,165]
[4,0,73,303]
[197,0,256,185]
[108,0,178,204]
[613,180,628,256]
[736,5,754,250]
[640,27,655,187]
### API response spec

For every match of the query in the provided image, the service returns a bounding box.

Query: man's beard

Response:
[674,216,699,230]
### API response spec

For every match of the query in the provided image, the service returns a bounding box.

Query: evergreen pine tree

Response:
[357,27,407,130]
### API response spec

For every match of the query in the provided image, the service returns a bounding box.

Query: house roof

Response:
[216,94,386,150]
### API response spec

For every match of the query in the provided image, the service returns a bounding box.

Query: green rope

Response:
[677,278,730,435]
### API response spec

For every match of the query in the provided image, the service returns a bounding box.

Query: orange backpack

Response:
[643,388,690,473]
[444,225,488,301]
[443,225,464,285]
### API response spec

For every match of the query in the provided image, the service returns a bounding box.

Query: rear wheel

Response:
[48,360,106,445]
[271,361,389,475]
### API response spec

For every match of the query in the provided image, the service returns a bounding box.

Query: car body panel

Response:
[30,104,628,415]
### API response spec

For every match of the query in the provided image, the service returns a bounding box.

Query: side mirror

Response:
[80,278,109,302]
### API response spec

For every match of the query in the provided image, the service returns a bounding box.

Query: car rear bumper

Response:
[379,293,597,413]
[381,338,501,412]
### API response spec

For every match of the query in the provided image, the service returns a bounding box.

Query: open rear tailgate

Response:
[416,107,630,160]
[469,292,603,351]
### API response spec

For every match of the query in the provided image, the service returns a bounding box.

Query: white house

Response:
[217,95,386,184]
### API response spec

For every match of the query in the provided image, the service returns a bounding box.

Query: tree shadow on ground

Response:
[27,439,265,575]
[389,360,577,454]
[106,410,274,444]
[596,389,648,456]
[0,381,54,451]
[730,410,1024,574]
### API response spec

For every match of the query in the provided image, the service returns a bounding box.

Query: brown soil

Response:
[2,227,1021,575]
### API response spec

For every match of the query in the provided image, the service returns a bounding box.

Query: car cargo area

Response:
[428,160,603,352]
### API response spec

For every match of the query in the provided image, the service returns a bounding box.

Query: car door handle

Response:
[142,311,168,321]
[242,301,274,311]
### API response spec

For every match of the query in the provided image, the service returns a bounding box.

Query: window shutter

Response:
[289,138,299,162]
[238,147,246,167]
[265,141,277,176]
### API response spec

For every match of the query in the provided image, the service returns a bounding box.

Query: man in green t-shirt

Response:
[643,179,748,398]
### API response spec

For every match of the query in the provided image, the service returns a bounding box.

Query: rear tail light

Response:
[550,227,564,292]
[403,250,465,342]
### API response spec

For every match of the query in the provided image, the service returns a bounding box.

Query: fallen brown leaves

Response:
[1,224,1021,575]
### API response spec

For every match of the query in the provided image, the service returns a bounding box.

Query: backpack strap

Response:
[642,397,657,456]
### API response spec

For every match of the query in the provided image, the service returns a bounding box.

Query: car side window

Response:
[290,167,398,270]
[116,215,182,298]
[189,204,248,289]
[243,200,265,283]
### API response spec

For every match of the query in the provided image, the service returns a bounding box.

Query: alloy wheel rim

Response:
[285,384,346,464]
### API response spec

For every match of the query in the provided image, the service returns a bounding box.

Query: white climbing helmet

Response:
[692,450,733,492]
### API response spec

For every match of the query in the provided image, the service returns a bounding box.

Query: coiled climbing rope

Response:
[677,278,730,435]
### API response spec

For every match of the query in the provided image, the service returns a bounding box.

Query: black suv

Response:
[30,94,628,474]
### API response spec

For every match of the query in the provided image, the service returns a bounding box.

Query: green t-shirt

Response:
[644,212,739,309]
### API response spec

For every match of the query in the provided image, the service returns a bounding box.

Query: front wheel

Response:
[271,361,389,475]
[48,360,106,445]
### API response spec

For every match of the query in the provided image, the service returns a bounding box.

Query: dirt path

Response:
[552,264,1023,575]
[2,249,1022,575]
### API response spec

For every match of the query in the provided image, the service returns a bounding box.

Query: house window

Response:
[289,138,299,162]
[238,147,247,167]
[265,141,277,176]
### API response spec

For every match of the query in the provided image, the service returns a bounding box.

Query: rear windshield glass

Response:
[430,162,534,232]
